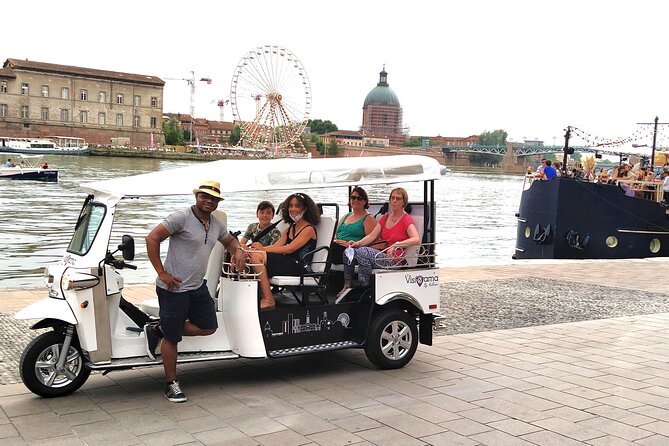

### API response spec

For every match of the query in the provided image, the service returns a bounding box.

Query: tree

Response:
[327,139,339,155]
[163,118,184,145]
[229,125,242,146]
[479,129,508,146]
[401,137,423,147]
[307,119,338,134]
[470,129,508,166]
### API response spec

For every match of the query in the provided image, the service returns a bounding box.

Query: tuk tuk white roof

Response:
[81,155,447,199]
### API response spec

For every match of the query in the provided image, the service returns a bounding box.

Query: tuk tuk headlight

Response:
[43,268,54,288]
[61,273,100,291]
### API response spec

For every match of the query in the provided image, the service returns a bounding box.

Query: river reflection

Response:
[0,155,523,288]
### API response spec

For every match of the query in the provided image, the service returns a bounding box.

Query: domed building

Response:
[361,67,404,147]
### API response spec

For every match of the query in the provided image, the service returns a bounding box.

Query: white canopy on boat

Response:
[81,155,447,199]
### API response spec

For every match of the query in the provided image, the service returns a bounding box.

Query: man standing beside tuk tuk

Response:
[145,180,247,402]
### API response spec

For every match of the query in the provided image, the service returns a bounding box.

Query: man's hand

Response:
[249,242,263,250]
[158,271,182,291]
[231,248,248,274]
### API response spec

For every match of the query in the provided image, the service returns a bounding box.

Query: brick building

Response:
[360,67,405,147]
[0,58,164,146]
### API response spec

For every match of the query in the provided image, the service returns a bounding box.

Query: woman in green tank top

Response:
[331,186,378,265]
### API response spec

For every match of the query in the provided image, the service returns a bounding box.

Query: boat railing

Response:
[616,179,664,203]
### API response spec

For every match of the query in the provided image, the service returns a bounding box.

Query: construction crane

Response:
[216,99,229,121]
[163,71,212,143]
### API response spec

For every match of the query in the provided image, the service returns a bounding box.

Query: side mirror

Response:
[118,235,135,261]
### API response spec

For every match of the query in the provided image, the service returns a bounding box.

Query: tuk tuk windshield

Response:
[67,199,106,256]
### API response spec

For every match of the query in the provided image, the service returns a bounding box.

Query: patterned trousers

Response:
[343,247,396,283]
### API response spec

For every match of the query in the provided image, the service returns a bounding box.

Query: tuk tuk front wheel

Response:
[20,330,90,398]
[364,309,418,369]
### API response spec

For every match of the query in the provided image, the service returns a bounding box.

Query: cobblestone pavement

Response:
[3,276,669,385]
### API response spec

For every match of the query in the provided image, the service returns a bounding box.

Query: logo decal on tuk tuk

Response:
[405,274,438,288]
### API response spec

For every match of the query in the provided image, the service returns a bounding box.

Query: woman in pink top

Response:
[340,187,420,295]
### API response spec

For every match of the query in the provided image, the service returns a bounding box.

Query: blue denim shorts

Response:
[156,281,218,343]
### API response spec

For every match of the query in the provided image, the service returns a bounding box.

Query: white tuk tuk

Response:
[16,155,447,397]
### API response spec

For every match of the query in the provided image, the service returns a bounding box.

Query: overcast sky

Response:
[4,0,668,148]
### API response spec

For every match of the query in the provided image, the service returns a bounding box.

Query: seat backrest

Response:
[205,210,228,299]
[404,214,424,267]
[311,217,336,273]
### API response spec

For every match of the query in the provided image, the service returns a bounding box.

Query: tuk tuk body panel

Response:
[374,268,440,313]
[259,301,369,355]
[220,278,267,358]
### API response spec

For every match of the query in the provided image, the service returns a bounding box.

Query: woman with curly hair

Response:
[246,192,320,309]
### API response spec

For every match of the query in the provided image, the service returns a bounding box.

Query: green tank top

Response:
[336,212,369,241]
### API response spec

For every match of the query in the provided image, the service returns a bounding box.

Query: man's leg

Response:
[161,339,178,382]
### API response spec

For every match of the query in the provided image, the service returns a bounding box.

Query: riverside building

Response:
[0,58,164,146]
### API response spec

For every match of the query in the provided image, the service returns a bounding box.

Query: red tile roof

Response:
[0,67,15,78]
[4,58,164,86]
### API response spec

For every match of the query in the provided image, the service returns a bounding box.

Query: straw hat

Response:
[193,180,223,199]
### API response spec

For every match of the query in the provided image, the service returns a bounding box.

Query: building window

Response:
[61,109,69,122]
[0,104,7,117]
[42,85,49,97]
[21,83,29,95]
[151,96,158,108]
[21,106,29,119]
[116,113,123,126]
[80,90,88,101]
[150,117,157,128]
[0,81,6,93]
[133,115,140,127]
[41,107,49,120]
[80,111,88,123]
[133,95,141,107]
[61,87,69,99]
[98,112,105,125]
[99,91,106,103]
[116,94,124,104]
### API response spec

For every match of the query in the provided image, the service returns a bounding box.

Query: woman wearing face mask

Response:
[245,193,320,309]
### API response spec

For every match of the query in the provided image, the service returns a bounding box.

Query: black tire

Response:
[20,330,90,398]
[364,309,418,369]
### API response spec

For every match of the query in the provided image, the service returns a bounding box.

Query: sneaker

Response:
[144,323,163,360]
[165,381,187,403]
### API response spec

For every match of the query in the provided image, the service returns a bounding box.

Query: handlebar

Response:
[105,255,137,270]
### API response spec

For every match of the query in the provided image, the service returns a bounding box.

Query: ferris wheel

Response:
[230,45,312,151]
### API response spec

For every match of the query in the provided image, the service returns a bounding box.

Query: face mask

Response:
[291,211,305,223]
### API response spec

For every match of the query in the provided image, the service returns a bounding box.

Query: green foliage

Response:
[308,119,338,134]
[469,153,502,166]
[229,125,241,146]
[327,139,339,155]
[315,139,325,154]
[401,138,423,147]
[479,129,508,146]
[163,118,184,145]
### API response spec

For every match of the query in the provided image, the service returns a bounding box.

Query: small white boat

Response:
[0,136,89,155]
[0,154,58,182]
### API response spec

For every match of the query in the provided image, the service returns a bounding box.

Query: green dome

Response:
[363,86,400,107]
[363,67,400,107]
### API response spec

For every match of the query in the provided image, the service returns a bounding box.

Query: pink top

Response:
[379,213,414,246]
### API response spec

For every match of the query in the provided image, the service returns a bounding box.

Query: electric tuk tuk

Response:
[15,154,447,397]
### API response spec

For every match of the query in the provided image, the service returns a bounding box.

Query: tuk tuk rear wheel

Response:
[364,309,418,369]
[20,331,90,398]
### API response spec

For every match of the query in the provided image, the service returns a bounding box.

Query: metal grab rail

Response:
[370,242,437,270]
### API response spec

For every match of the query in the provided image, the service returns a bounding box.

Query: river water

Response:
[0,156,524,289]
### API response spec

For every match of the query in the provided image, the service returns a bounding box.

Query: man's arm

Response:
[146,223,181,291]
[221,232,247,272]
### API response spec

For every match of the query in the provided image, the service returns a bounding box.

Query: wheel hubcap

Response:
[34,343,83,388]
[380,320,412,360]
